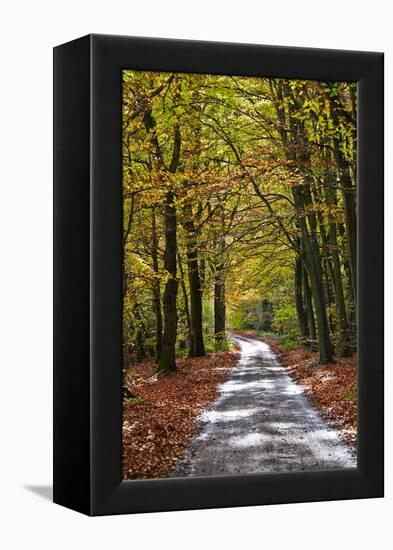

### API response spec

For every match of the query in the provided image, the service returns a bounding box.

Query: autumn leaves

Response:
[122,71,357,371]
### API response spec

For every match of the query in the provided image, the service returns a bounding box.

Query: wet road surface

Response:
[174,334,356,476]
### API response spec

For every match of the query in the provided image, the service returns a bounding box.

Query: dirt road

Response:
[174,334,356,476]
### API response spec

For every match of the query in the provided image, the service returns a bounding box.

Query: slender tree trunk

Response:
[295,256,309,344]
[338,221,357,348]
[329,219,352,356]
[323,164,352,357]
[304,240,333,363]
[303,264,317,350]
[182,203,205,356]
[214,278,226,342]
[158,190,178,373]
[327,94,357,305]
[295,187,333,363]
[334,153,357,306]
[122,193,135,299]
[187,248,206,356]
[177,251,193,355]
[301,177,333,364]
[323,255,336,333]
[133,305,146,362]
[151,208,163,363]
[199,257,206,290]
[314,202,336,333]
[214,237,226,343]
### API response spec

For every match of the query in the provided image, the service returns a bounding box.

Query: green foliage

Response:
[202,332,232,353]
[214,339,231,352]
[273,304,299,339]
[278,336,300,352]
[229,300,273,332]
[346,388,357,401]
[122,70,357,364]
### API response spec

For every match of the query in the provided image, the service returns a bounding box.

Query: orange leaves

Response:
[122,350,239,480]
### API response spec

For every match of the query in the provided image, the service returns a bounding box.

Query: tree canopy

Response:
[122,70,357,371]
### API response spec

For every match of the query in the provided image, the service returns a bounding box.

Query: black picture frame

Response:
[53,34,384,516]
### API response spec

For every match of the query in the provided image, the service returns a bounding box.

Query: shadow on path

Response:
[174,334,356,477]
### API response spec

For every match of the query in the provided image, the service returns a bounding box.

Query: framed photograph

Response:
[53,34,383,516]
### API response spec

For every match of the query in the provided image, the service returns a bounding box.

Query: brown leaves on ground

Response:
[122,350,239,480]
[260,334,357,448]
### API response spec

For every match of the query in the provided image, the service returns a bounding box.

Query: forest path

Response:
[174,334,356,476]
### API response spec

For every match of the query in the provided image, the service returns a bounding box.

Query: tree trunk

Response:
[187,248,206,356]
[199,257,206,290]
[214,238,226,343]
[183,203,205,357]
[334,154,357,306]
[177,251,193,355]
[294,256,309,344]
[327,94,357,305]
[142,104,182,374]
[295,188,333,363]
[151,208,163,363]
[214,278,226,343]
[329,219,352,356]
[158,190,178,373]
[305,247,333,363]
[338,222,357,348]
[133,305,146,362]
[303,265,317,350]
[323,165,352,357]
[276,82,333,363]
[315,204,336,334]
[155,119,181,374]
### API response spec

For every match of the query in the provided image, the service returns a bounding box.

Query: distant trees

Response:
[122,71,357,369]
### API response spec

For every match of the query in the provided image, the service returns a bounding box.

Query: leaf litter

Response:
[122,350,240,480]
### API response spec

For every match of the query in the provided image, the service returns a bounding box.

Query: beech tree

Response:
[122,71,357,371]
